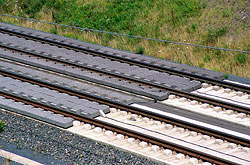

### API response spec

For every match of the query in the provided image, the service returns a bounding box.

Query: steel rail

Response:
[0,27,249,94]
[0,43,249,115]
[0,91,237,165]
[0,69,249,149]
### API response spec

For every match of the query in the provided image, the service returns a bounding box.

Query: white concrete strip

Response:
[162,94,250,130]
[103,108,250,161]
[224,80,250,88]
[131,104,250,141]
[96,116,249,164]
[192,90,250,108]
[67,122,201,165]
[0,149,42,165]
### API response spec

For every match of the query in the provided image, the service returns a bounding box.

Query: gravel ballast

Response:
[0,110,159,164]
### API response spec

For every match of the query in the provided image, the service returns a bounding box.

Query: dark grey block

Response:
[63,100,78,108]
[77,106,100,117]
[189,80,202,90]
[227,74,250,85]
[37,94,55,102]
[126,68,153,78]
[2,84,21,91]
[0,21,224,80]
[0,99,15,105]
[9,103,34,116]
[145,73,170,81]
[0,102,22,114]
[26,108,53,119]
[45,114,73,128]
[97,105,110,113]
[83,72,108,83]
[0,75,10,82]
[0,43,198,101]
[71,82,93,90]
[71,104,88,112]
[49,97,69,104]
[85,101,100,108]
[0,98,73,128]
[176,64,224,79]
[111,64,137,73]
[87,87,112,96]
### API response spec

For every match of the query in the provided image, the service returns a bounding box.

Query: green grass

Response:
[0,120,6,132]
[235,54,247,65]
[205,27,227,44]
[0,0,249,78]
[135,46,145,54]
[0,0,204,35]
[49,27,58,34]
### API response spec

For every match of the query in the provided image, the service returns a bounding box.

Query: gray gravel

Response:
[0,110,159,165]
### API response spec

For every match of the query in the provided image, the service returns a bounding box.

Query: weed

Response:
[186,23,196,33]
[198,63,204,68]
[185,60,194,66]
[126,37,140,45]
[167,0,203,25]
[201,1,207,8]
[245,44,250,51]
[235,54,246,65]
[191,23,196,32]
[206,27,227,43]
[0,0,249,78]
[203,53,211,62]
[101,33,114,44]
[0,0,4,6]
[213,49,222,59]
[20,0,46,18]
[222,9,229,17]
[0,120,6,132]
[135,46,145,54]
[49,28,57,34]
[0,0,9,12]
[177,58,182,64]
[38,148,43,154]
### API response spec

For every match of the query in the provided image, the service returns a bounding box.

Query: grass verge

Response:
[0,0,249,78]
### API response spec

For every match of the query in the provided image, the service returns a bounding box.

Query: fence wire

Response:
[0,13,249,54]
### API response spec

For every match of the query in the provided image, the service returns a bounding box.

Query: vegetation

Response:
[0,120,6,132]
[235,54,247,65]
[135,46,145,55]
[0,0,249,78]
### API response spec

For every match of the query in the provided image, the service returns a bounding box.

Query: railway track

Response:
[0,22,250,164]
[0,23,249,137]
[0,75,249,165]
[97,108,250,162]
[0,39,249,116]
[0,74,249,164]
[0,23,249,113]
[0,56,249,136]
[0,23,249,95]
[1,56,249,134]
[0,68,249,147]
